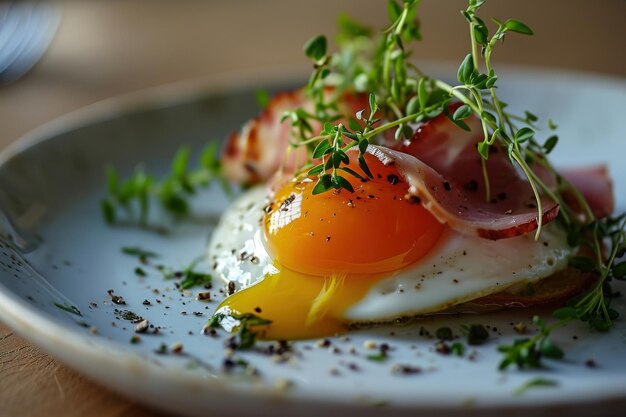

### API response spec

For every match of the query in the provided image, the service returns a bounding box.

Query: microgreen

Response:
[513,378,558,396]
[178,257,212,290]
[366,352,389,362]
[498,316,564,370]
[153,257,212,291]
[102,142,228,226]
[450,342,465,357]
[121,246,158,259]
[122,246,212,291]
[134,267,147,277]
[255,89,270,109]
[209,312,272,350]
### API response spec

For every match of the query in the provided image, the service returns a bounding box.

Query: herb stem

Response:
[484,38,509,134]
[511,152,544,239]
[363,108,426,139]
[468,16,479,71]
[435,80,480,113]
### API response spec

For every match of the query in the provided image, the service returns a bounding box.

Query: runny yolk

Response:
[218,151,445,340]
[218,266,381,339]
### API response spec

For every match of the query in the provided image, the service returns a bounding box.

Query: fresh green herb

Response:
[207,312,226,328]
[255,89,270,109]
[173,257,213,290]
[179,270,212,290]
[209,311,272,350]
[366,352,389,362]
[54,302,82,316]
[557,214,626,331]
[336,12,372,44]
[102,143,228,226]
[289,0,434,193]
[235,313,272,350]
[155,343,168,355]
[123,247,212,291]
[130,335,141,344]
[513,378,558,396]
[461,324,489,346]
[498,316,564,370]
[121,246,158,259]
[450,342,465,357]
[304,35,327,61]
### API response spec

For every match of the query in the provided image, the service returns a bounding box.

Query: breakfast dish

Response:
[1,1,625,416]
[206,0,622,352]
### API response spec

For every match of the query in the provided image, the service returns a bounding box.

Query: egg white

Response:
[208,186,574,322]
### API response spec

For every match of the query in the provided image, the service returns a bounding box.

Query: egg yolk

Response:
[217,151,445,339]
[264,152,444,275]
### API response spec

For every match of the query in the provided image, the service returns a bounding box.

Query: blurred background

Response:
[0,1,625,416]
[0,0,625,146]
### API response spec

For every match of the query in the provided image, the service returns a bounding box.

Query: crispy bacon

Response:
[222,90,308,184]
[222,89,367,184]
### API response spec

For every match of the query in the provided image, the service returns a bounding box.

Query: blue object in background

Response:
[0,2,61,85]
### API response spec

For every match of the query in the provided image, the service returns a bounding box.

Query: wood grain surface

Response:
[0,1,624,416]
[0,327,170,417]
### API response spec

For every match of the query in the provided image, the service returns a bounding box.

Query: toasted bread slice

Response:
[464,267,598,309]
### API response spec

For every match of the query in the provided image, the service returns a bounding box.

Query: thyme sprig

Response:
[102,143,228,226]
[498,316,564,370]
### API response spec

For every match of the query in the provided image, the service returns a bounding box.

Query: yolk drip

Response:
[218,265,381,339]
[218,151,446,339]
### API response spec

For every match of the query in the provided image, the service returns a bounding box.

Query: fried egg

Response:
[208,153,573,339]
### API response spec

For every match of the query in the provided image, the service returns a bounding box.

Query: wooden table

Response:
[1,1,624,416]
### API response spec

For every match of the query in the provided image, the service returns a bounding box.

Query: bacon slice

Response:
[222,89,367,184]
[376,107,560,239]
[560,166,614,219]
[382,106,614,226]
[222,90,307,184]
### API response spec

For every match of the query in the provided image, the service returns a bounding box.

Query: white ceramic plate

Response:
[1,66,625,417]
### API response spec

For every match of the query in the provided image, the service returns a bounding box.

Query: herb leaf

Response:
[102,143,226,226]
[514,378,557,396]
[122,246,158,259]
[304,35,327,61]
[504,19,534,35]
[54,302,82,316]
[209,311,272,350]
